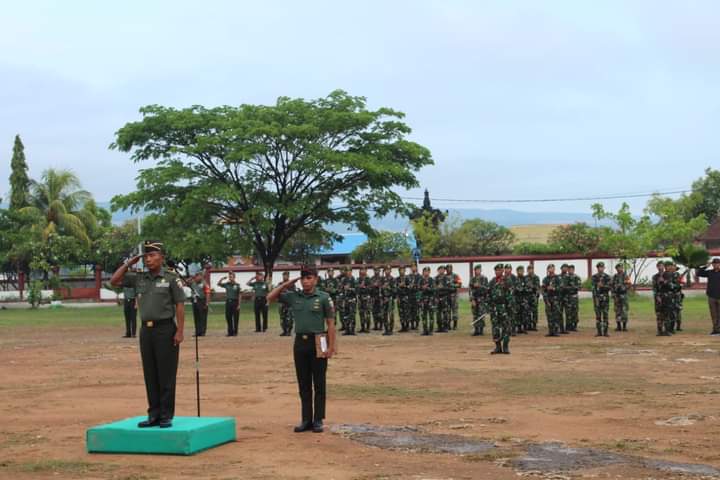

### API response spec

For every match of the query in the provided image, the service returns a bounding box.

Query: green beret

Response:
[494,263,504,270]
[437,265,445,271]
[473,264,482,270]
[504,264,511,269]
[561,263,568,269]
[657,260,665,267]
[596,262,605,268]
[664,260,674,267]
[516,266,524,272]
[422,266,431,272]
[547,263,555,270]
[568,264,575,269]
[615,264,623,269]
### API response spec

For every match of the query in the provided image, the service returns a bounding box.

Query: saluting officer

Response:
[267,265,336,433]
[247,271,270,332]
[110,240,186,428]
[218,271,241,336]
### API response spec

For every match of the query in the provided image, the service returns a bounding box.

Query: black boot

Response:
[595,324,602,337]
[472,327,480,337]
[491,341,502,354]
[622,322,627,331]
[502,338,510,354]
[479,326,484,336]
[676,320,682,332]
[602,325,609,337]
[615,322,622,331]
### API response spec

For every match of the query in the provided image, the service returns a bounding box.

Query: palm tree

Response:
[20,169,96,246]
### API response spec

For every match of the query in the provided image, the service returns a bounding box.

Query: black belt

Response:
[142,318,173,328]
[296,332,326,340]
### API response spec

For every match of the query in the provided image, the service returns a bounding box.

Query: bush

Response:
[512,242,564,255]
[27,280,42,308]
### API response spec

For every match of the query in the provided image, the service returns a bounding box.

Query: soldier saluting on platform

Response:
[110,240,186,428]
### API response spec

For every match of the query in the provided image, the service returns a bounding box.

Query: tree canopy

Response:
[111,90,433,273]
[9,134,30,210]
[351,231,411,263]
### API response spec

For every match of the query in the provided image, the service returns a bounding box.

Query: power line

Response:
[401,189,689,204]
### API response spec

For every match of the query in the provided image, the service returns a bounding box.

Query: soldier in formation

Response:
[339,266,357,335]
[320,268,339,329]
[397,266,411,332]
[407,264,422,330]
[446,264,462,330]
[277,271,295,336]
[435,265,452,332]
[419,266,436,335]
[356,266,373,333]
[542,264,562,337]
[514,266,532,335]
[611,264,631,331]
[489,264,512,354]
[591,262,611,337]
[469,264,488,336]
[527,265,540,331]
[370,266,384,331]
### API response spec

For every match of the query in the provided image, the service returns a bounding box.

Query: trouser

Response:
[293,334,327,423]
[559,295,569,332]
[471,300,486,335]
[343,298,357,334]
[336,296,346,330]
[371,296,383,329]
[254,296,268,331]
[594,295,609,333]
[491,306,511,343]
[398,295,409,330]
[358,295,372,332]
[123,298,137,336]
[530,296,539,329]
[420,297,435,333]
[613,294,629,328]
[545,297,561,335]
[568,294,579,330]
[382,297,395,333]
[709,297,720,332]
[450,293,459,329]
[226,299,239,335]
[139,320,179,420]
[409,295,419,329]
[192,298,207,336]
[280,303,293,334]
[436,296,450,331]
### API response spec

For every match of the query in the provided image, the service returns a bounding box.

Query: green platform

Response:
[87,416,236,455]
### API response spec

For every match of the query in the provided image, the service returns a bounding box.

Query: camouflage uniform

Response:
[651,263,666,335]
[381,268,396,335]
[469,270,489,336]
[489,265,512,354]
[591,267,611,336]
[504,268,518,335]
[435,269,451,332]
[542,269,562,336]
[527,270,541,331]
[407,267,422,330]
[396,269,411,332]
[661,263,683,334]
[356,270,373,333]
[339,270,357,335]
[370,270,383,330]
[558,266,571,334]
[611,268,630,331]
[566,268,581,331]
[418,270,436,335]
[279,278,296,335]
[320,272,340,328]
[514,272,533,334]
[447,265,462,330]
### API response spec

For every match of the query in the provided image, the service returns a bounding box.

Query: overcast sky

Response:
[1,0,718,214]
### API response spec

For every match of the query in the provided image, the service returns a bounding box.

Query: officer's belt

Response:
[142,318,173,328]
[296,332,327,340]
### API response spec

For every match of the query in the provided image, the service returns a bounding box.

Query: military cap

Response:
[504,263,512,269]
[664,260,674,267]
[143,240,164,254]
[657,260,665,266]
[473,264,482,270]
[437,265,446,271]
[568,264,575,269]
[446,264,453,269]
[516,266,524,272]
[615,264,624,270]
[494,263,504,270]
[300,265,318,277]
[712,258,720,264]
[561,263,569,269]
[422,266,431,272]
[547,263,555,269]
[596,261,605,267]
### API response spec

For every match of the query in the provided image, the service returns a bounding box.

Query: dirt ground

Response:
[1,298,720,480]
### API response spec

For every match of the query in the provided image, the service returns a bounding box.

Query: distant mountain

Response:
[102,203,599,230]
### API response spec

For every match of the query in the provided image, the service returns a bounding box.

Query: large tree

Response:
[688,168,720,223]
[547,223,604,255]
[111,90,432,274]
[438,218,515,256]
[9,134,30,210]
[351,231,411,263]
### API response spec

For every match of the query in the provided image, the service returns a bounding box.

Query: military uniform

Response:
[219,277,241,336]
[339,269,357,335]
[189,276,209,337]
[370,270,384,330]
[320,271,340,328]
[591,264,611,336]
[278,274,296,336]
[381,268,396,335]
[652,263,667,336]
[278,270,333,431]
[527,269,541,331]
[396,268,411,332]
[434,269,451,332]
[356,269,373,333]
[122,283,138,338]
[489,264,512,354]
[558,266,571,334]
[407,267,422,330]
[542,268,562,336]
[469,269,488,336]
[119,241,186,426]
[565,267,581,332]
[418,268,436,335]
[248,276,270,332]
[611,267,631,331]
[514,270,533,335]
[446,265,462,330]
[504,267,518,335]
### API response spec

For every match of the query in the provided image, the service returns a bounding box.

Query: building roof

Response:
[318,233,368,255]
[698,217,720,241]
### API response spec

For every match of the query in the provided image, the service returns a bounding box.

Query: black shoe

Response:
[545,333,559,337]
[472,332,480,337]
[138,417,160,428]
[312,420,324,433]
[122,334,131,338]
[294,421,312,432]
[158,418,172,428]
